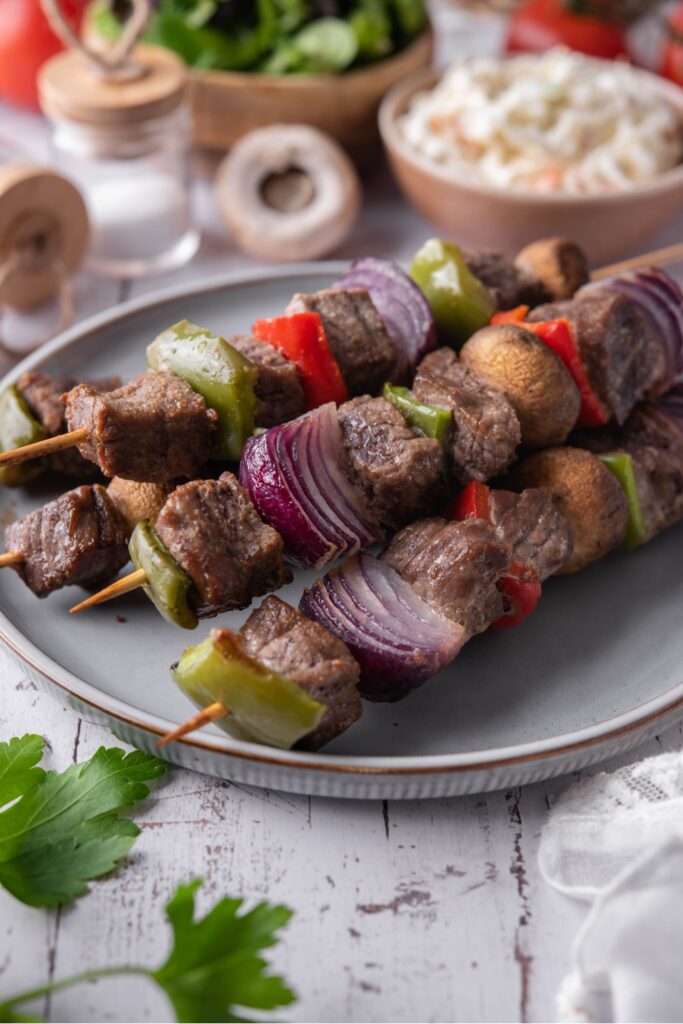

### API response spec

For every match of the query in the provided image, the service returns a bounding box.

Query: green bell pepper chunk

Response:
[383,383,452,441]
[129,519,197,629]
[598,452,647,550]
[147,320,258,462]
[173,629,325,749]
[0,386,47,487]
[409,238,495,348]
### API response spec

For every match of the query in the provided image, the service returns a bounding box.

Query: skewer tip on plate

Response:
[69,568,148,614]
[156,702,229,747]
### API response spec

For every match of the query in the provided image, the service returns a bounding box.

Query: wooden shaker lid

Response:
[38,44,187,125]
[0,165,89,309]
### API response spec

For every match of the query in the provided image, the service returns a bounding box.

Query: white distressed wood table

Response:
[2,32,683,1020]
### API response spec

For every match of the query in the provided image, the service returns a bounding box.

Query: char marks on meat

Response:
[575,404,683,542]
[413,348,520,483]
[381,517,511,637]
[229,334,305,427]
[65,372,217,482]
[17,371,121,479]
[4,484,129,598]
[155,472,292,617]
[338,395,444,528]
[487,487,572,580]
[286,288,395,396]
[463,249,545,310]
[238,595,361,749]
[528,291,667,424]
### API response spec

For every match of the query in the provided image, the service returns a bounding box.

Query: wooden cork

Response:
[38,45,187,126]
[0,164,89,310]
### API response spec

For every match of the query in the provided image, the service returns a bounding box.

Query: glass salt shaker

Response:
[38,45,199,278]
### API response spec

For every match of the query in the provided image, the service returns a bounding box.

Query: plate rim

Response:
[2,263,683,779]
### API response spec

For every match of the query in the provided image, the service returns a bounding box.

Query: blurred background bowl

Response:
[379,63,683,263]
[190,27,434,158]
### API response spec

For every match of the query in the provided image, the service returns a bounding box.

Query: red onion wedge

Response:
[657,383,683,436]
[240,403,381,569]
[300,552,466,702]
[583,268,683,387]
[336,257,436,384]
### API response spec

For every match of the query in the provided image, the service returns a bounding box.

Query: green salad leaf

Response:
[91,0,426,73]
[0,736,166,907]
[0,879,295,1024]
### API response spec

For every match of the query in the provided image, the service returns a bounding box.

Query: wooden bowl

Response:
[379,64,683,264]
[189,28,433,157]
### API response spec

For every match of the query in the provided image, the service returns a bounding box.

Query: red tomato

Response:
[661,5,683,87]
[505,0,628,59]
[0,0,85,109]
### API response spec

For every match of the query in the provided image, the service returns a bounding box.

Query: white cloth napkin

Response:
[538,751,683,1022]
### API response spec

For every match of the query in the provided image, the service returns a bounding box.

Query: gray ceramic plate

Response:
[1,265,683,799]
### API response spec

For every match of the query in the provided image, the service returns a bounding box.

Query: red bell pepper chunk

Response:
[491,306,529,325]
[253,312,348,410]
[448,486,542,629]
[446,481,491,521]
[526,318,608,428]
[492,307,608,428]
[493,571,542,630]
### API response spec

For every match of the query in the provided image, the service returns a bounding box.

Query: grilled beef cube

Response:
[4,484,128,598]
[65,372,217,483]
[575,405,683,543]
[155,472,291,617]
[286,288,395,396]
[239,595,361,749]
[228,334,305,428]
[17,371,121,479]
[413,348,520,483]
[381,517,511,638]
[487,487,572,580]
[338,395,444,528]
[527,291,668,424]
[463,249,545,310]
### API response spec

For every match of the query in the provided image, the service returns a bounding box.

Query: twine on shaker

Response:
[40,0,151,78]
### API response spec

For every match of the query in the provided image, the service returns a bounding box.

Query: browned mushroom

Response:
[459,323,581,447]
[106,477,174,536]
[511,447,628,574]
[515,238,589,302]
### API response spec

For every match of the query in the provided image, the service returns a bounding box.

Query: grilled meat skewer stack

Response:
[161,391,683,752]
[0,238,592,485]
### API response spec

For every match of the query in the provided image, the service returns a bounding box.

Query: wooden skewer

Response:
[69,567,148,614]
[0,428,87,470]
[156,702,229,747]
[593,241,683,281]
[0,551,23,568]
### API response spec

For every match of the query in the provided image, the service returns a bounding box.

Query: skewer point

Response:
[0,428,88,470]
[156,702,229,747]
[69,567,148,614]
[0,551,23,569]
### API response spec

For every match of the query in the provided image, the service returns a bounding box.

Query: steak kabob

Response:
[156,390,683,752]
[0,236,590,485]
[0,237,678,609]
[52,244,682,620]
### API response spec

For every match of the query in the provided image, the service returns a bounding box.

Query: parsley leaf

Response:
[0,735,45,804]
[0,738,166,907]
[0,879,295,1024]
[154,880,295,1022]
